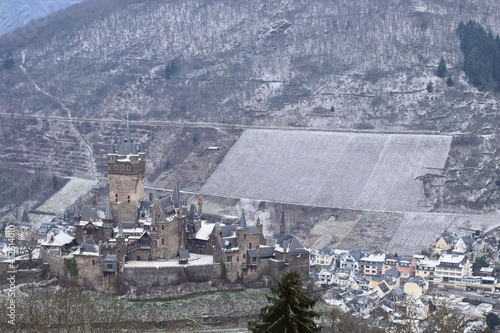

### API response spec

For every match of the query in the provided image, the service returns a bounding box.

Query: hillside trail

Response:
[18,51,97,179]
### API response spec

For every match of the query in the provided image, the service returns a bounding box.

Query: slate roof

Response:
[178,249,190,260]
[384,269,400,279]
[275,235,308,255]
[349,249,364,261]
[318,246,334,256]
[79,205,105,221]
[391,286,404,297]
[220,225,235,238]
[121,222,136,229]
[187,204,197,222]
[103,254,118,262]
[247,226,262,235]
[259,246,275,258]
[407,276,425,285]
[80,238,99,254]
[378,281,390,293]
[220,237,238,251]
[172,182,181,209]
[104,203,113,221]
[461,236,475,245]
[442,233,453,244]
[238,210,248,230]
[116,127,139,156]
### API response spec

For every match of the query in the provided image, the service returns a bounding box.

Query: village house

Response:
[434,254,471,282]
[339,249,363,273]
[359,253,385,277]
[414,259,438,279]
[403,276,428,296]
[433,233,453,254]
[453,236,475,254]
[310,246,336,267]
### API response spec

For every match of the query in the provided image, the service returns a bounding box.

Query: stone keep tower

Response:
[107,127,146,222]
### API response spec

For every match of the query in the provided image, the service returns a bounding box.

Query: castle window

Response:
[237,256,239,262]
[127,166,130,171]
[115,194,118,203]
[121,165,124,170]
[243,254,246,259]
[162,225,164,230]
[227,256,232,262]
[107,264,113,269]
[92,260,95,266]
[249,243,252,249]
[115,165,118,170]
[244,234,246,240]
[127,195,130,203]
[162,238,164,245]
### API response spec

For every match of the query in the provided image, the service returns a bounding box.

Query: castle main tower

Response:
[107,126,146,222]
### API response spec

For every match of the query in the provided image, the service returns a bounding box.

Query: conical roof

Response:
[187,204,197,222]
[172,182,181,209]
[104,203,113,221]
[238,210,248,230]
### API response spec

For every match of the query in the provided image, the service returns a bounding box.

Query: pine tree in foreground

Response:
[248,270,320,333]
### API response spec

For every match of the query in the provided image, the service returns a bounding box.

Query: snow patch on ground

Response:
[29,178,98,225]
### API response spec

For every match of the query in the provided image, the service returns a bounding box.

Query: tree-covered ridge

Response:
[457,20,500,91]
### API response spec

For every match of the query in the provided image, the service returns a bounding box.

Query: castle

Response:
[40,127,309,293]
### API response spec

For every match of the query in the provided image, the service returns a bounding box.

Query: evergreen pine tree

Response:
[248,271,320,333]
[436,57,447,78]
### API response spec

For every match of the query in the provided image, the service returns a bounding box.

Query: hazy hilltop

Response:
[0,0,83,37]
[1,0,500,211]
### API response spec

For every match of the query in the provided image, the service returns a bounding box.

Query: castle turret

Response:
[107,125,145,222]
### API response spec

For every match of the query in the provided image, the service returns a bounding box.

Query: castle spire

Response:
[104,202,113,221]
[187,204,197,222]
[238,210,248,230]
[279,210,286,241]
[172,182,181,209]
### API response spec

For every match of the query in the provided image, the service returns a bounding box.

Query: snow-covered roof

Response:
[42,233,74,247]
[439,254,466,264]
[195,222,215,240]
[360,253,385,262]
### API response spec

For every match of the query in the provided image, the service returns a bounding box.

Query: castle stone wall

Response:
[123,263,221,287]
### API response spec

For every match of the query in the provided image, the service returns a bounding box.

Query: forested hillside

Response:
[1,0,500,211]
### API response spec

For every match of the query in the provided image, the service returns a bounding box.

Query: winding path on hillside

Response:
[18,55,97,179]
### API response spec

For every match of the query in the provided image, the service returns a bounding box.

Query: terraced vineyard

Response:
[202,129,452,213]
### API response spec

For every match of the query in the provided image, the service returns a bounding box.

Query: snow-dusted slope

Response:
[201,129,452,212]
[0,0,83,37]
